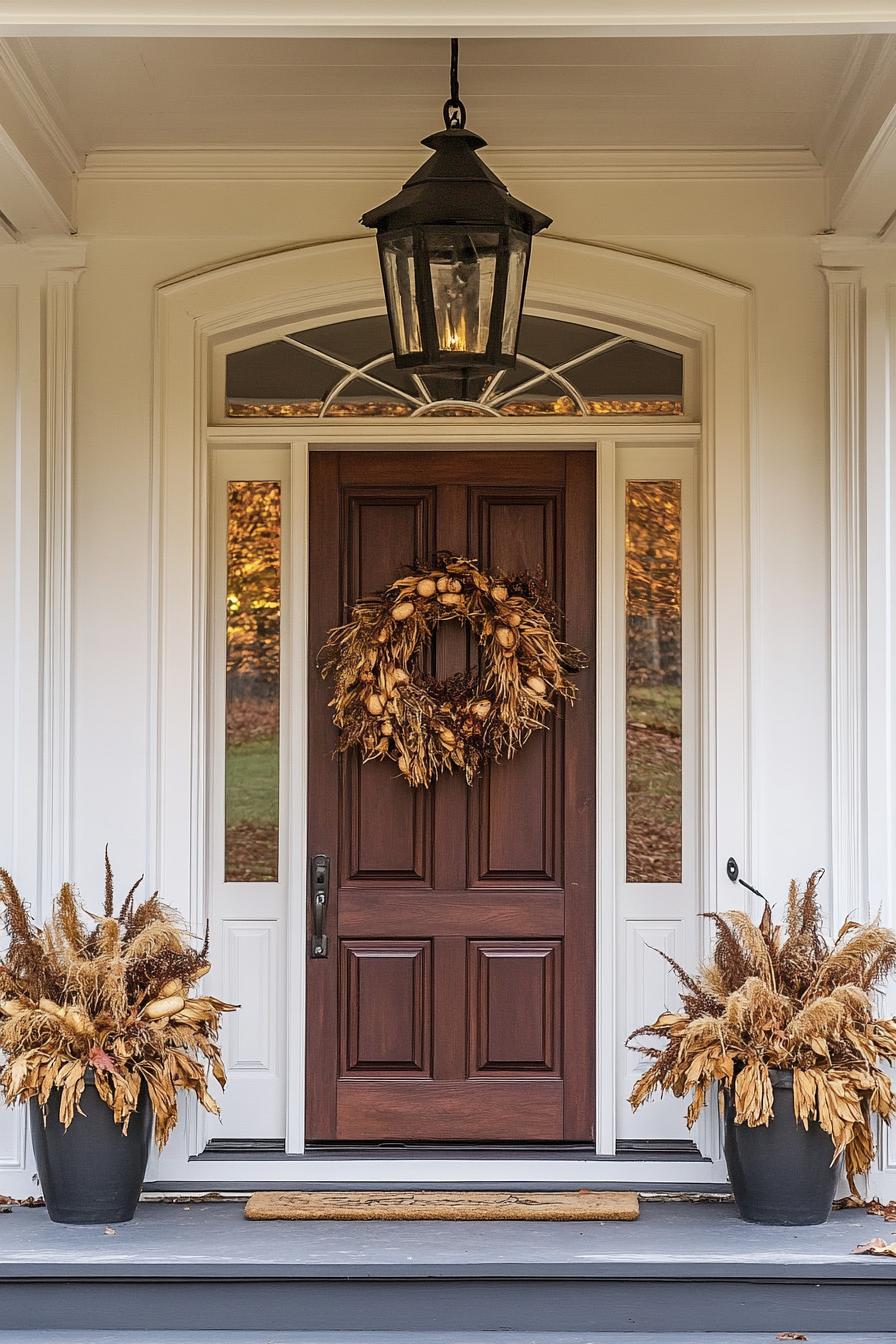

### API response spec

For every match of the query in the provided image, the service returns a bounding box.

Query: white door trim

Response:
[150,235,754,1187]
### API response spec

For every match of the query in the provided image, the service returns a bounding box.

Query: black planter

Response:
[30,1072,153,1224]
[724,1068,842,1225]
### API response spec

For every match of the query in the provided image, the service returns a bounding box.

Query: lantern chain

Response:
[442,36,466,129]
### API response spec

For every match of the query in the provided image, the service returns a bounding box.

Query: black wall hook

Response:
[726,856,767,903]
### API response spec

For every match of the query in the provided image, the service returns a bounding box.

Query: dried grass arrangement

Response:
[319,554,588,788]
[628,871,896,1189]
[0,855,236,1147]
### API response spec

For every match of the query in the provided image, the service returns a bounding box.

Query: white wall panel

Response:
[620,919,687,1141]
[0,284,17,872]
[0,281,26,1179]
[215,918,285,1137]
[221,921,279,1073]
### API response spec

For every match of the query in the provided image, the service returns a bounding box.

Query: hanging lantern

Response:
[361,39,551,392]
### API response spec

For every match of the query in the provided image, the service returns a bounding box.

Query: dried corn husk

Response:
[143,994,185,1020]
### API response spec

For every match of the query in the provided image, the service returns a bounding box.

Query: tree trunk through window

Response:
[306,449,596,1142]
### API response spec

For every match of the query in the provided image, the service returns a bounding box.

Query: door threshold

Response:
[198,1139,702,1161]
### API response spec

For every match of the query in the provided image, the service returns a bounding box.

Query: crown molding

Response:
[81,145,824,184]
[1,1,895,37]
[835,98,896,234]
[0,39,81,176]
[814,35,883,167]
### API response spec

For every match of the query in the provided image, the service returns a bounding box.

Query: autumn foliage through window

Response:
[225,481,281,883]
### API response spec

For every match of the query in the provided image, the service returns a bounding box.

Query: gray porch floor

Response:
[0,1196,888,1274]
[0,1198,893,1334]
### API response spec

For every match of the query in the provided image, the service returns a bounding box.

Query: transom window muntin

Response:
[219,313,688,421]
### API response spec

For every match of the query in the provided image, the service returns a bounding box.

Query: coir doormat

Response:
[244,1189,639,1221]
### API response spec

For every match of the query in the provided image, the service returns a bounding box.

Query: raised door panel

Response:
[341,489,434,886]
[468,940,561,1076]
[341,940,432,1076]
[470,491,562,886]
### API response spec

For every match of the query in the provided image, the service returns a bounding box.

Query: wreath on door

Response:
[318,554,588,787]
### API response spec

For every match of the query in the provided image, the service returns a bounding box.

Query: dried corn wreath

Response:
[319,554,588,787]
[628,871,896,1192]
[0,855,236,1147]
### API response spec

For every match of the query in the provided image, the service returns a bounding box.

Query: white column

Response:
[825,252,896,1199]
[41,265,83,895]
[823,267,866,927]
[865,275,896,1195]
[0,245,85,1198]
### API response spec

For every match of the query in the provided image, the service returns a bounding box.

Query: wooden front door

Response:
[306,449,595,1142]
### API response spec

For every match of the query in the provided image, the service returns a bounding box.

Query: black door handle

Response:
[309,854,329,958]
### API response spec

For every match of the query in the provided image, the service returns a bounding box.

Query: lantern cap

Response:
[360,126,552,236]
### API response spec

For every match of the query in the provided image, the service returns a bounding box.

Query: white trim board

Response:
[80,146,824,183]
[148,234,754,1188]
[148,1157,725,1187]
[2,2,894,37]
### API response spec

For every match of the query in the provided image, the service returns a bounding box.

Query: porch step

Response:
[0,1200,894,1334]
[0,1337,891,1344]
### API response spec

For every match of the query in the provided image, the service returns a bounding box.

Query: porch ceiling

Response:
[5,33,876,156]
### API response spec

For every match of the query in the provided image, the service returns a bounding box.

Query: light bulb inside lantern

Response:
[429,232,495,357]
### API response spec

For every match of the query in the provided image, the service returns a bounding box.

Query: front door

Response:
[306,448,595,1141]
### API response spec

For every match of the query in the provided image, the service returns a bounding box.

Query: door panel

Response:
[342,488,435,888]
[468,941,561,1075]
[341,940,432,1076]
[307,449,595,1142]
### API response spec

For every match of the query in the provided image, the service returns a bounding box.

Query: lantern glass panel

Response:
[380,233,422,354]
[501,230,530,356]
[426,229,500,355]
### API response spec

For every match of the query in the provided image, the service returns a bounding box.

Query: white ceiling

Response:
[15,34,870,156]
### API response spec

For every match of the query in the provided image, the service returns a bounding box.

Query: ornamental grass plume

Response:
[0,852,236,1146]
[628,870,896,1191]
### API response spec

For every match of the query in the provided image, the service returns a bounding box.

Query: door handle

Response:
[309,854,330,958]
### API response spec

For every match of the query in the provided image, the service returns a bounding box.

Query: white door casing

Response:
[148,235,754,1188]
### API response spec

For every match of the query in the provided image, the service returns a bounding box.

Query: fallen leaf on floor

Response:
[777,1333,807,1340]
[852,1237,896,1256]
[833,1195,896,1221]
[865,1198,896,1222]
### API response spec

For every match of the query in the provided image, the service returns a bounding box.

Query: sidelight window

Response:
[624,480,683,883]
[224,480,282,883]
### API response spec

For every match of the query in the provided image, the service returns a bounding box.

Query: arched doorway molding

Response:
[151,234,754,1186]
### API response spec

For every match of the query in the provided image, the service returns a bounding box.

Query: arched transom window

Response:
[222,314,686,419]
